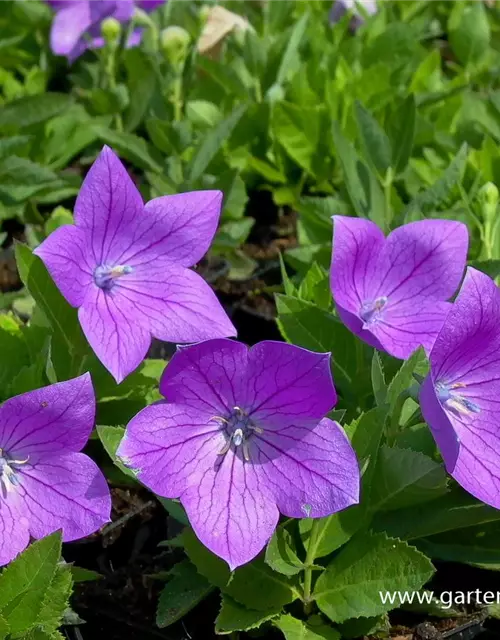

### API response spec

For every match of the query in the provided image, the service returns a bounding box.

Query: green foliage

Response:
[157,561,213,628]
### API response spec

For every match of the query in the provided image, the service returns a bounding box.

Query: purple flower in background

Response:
[35,146,235,383]
[47,0,164,62]
[330,216,468,359]
[420,268,500,509]
[118,339,360,569]
[0,375,111,566]
[329,0,377,30]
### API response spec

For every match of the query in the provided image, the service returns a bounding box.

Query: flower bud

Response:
[478,181,499,221]
[199,5,211,25]
[101,17,121,45]
[160,26,191,66]
[266,83,285,104]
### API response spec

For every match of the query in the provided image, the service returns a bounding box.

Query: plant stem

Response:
[303,518,321,615]
[387,390,410,445]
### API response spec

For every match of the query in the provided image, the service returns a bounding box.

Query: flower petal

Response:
[17,452,111,542]
[421,268,500,509]
[0,374,95,459]
[246,342,336,429]
[118,402,224,497]
[49,2,91,57]
[79,287,151,383]
[160,339,248,415]
[137,0,165,11]
[182,450,279,570]
[74,146,144,266]
[0,495,30,566]
[331,216,385,317]
[374,220,468,303]
[252,418,359,518]
[114,262,236,344]
[127,191,223,268]
[368,298,451,359]
[34,225,93,308]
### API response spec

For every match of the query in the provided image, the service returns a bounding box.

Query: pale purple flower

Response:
[329,0,377,30]
[0,374,111,566]
[47,0,165,62]
[34,146,235,383]
[420,268,500,509]
[118,339,359,569]
[330,216,468,360]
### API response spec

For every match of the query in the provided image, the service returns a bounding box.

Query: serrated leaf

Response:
[448,2,490,66]
[392,95,416,175]
[313,532,434,622]
[90,125,162,172]
[70,566,102,583]
[188,104,247,183]
[97,424,136,479]
[272,102,320,173]
[156,560,213,628]
[124,48,156,132]
[37,563,73,631]
[371,352,386,407]
[370,446,448,512]
[355,101,392,177]
[338,614,389,639]
[265,526,303,576]
[0,615,9,640]
[276,12,309,85]
[275,614,340,640]
[183,529,300,610]
[0,93,74,130]
[216,596,281,634]
[0,533,61,635]
[386,347,426,414]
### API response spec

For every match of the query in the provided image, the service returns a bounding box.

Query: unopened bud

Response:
[479,181,499,220]
[199,5,211,25]
[160,26,191,66]
[101,17,121,45]
[266,83,285,104]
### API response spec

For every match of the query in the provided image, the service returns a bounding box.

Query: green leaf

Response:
[0,532,61,635]
[36,563,73,631]
[371,352,386,407]
[97,424,135,479]
[197,57,249,100]
[14,243,85,354]
[0,93,74,130]
[90,125,162,172]
[216,596,281,634]
[448,2,490,66]
[313,532,434,622]
[386,347,426,414]
[355,101,392,177]
[275,614,340,640]
[370,446,448,513]
[183,529,300,610]
[265,526,304,576]
[372,485,500,540]
[272,102,320,173]
[124,48,156,132]
[392,95,416,175]
[70,566,102,583]
[0,615,9,640]
[331,121,385,228]
[188,104,247,183]
[186,100,222,129]
[44,206,73,235]
[248,156,287,184]
[276,12,309,85]
[156,560,213,628]
[338,614,389,639]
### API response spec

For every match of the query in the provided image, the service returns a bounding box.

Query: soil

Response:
[3,192,500,639]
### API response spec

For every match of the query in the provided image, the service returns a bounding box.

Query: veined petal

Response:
[79,286,151,383]
[373,220,468,304]
[253,418,359,518]
[331,216,385,316]
[34,225,93,308]
[160,339,248,415]
[246,342,336,430]
[181,449,279,570]
[17,452,111,541]
[0,494,30,566]
[137,0,165,11]
[127,191,223,268]
[114,262,236,345]
[368,298,451,359]
[49,2,91,57]
[0,374,95,459]
[74,146,144,266]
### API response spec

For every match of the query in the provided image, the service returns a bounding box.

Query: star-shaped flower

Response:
[47,0,165,62]
[35,146,236,383]
[0,374,111,566]
[118,339,360,569]
[330,216,469,359]
[420,267,500,509]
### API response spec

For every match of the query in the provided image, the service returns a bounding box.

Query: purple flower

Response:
[330,216,468,359]
[118,339,360,569]
[0,374,111,566]
[47,0,165,62]
[420,268,500,509]
[34,146,235,383]
[329,0,377,30]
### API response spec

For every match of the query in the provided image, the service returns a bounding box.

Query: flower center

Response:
[359,296,388,327]
[435,381,480,416]
[0,448,29,496]
[212,406,263,462]
[94,264,133,291]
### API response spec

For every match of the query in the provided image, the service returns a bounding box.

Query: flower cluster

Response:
[46,0,165,61]
[8,144,500,571]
